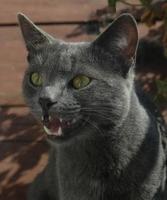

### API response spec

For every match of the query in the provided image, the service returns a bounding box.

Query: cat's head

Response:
[18,13,138,142]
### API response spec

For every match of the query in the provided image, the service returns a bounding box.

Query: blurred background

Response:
[0,0,167,199]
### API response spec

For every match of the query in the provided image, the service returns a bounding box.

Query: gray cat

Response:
[17,13,167,200]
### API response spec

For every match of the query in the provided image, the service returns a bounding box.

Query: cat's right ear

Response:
[17,13,54,52]
[93,14,138,60]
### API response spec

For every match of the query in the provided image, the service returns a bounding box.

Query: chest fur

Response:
[55,143,107,200]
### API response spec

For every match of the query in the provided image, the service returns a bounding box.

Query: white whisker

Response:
[84,118,105,136]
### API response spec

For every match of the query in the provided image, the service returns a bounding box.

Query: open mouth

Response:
[41,114,77,137]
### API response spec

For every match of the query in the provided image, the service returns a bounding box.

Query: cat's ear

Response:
[17,13,54,51]
[93,14,138,59]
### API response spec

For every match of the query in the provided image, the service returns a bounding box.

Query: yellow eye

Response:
[72,75,91,89]
[30,72,43,87]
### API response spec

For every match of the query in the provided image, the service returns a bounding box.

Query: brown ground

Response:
[0,1,166,200]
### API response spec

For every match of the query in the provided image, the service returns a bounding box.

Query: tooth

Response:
[60,118,63,123]
[44,126,52,135]
[43,126,63,137]
[67,122,70,126]
[41,116,44,121]
[57,127,62,136]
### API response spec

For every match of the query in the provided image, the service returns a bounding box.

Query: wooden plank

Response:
[0,0,107,23]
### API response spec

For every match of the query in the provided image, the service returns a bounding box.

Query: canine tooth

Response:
[43,126,62,137]
[44,126,52,135]
[57,127,62,136]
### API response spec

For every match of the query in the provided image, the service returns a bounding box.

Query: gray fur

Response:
[18,13,167,200]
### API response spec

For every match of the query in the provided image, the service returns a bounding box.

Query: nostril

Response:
[38,97,56,110]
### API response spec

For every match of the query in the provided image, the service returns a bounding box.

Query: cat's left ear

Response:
[17,13,54,52]
[93,14,138,59]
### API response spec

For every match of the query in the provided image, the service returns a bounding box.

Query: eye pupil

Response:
[30,72,43,87]
[72,75,90,89]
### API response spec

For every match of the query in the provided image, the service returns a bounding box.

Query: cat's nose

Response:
[38,97,56,110]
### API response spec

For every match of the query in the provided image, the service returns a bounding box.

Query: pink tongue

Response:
[45,118,61,133]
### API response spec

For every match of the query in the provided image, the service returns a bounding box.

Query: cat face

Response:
[18,13,138,142]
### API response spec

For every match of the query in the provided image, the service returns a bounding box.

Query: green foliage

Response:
[140,0,152,7]
[107,0,118,13]
[108,0,118,7]
[154,80,167,103]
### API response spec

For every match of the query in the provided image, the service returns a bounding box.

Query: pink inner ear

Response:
[120,22,138,59]
[123,34,138,59]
